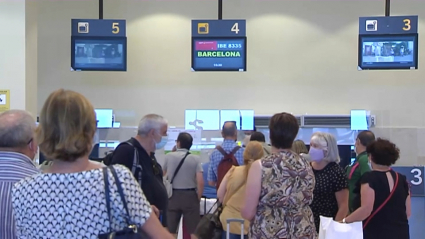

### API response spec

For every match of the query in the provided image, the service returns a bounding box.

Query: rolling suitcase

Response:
[226,218,245,239]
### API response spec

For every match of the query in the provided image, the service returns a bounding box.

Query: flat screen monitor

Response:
[351,110,369,130]
[220,110,254,130]
[95,109,113,128]
[191,37,247,71]
[358,33,418,70]
[185,110,220,130]
[71,36,127,71]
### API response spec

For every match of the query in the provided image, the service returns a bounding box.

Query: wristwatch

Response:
[342,218,347,223]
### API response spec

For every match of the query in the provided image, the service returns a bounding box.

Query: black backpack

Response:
[89,150,114,165]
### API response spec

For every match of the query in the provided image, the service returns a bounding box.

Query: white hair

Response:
[137,114,167,136]
[311,132,340,163]
[0,110,36,148]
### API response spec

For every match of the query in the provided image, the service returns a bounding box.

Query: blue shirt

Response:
[0,152,39,239]
[202,163,217,198]
[207,139,244,183]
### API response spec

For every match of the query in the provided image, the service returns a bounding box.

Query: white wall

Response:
[0,1,26,110]
[35,0,425,164]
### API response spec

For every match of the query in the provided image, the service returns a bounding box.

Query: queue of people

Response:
[0,88,411,239]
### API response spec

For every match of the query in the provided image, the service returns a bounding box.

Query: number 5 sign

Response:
[392,166,425,196]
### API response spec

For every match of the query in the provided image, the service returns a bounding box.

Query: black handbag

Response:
[194,200,223,239]
[99,166,143,239]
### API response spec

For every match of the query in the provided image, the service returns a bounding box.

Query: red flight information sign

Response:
[195,41,218,50]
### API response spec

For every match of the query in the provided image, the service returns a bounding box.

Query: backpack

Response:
[216,145,241,190]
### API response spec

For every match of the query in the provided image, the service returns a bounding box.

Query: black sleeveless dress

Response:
[353,170,410,239]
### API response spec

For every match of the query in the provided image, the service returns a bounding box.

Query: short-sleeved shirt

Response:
[12,165,152,239]
[163,149,203,189]
[310,162,348,232]
[201,163,217,198]
[346,151,370,211]
[353,170,409,239]
[207,139,244,183]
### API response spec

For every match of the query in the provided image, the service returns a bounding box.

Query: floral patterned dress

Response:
[249,150,317,239]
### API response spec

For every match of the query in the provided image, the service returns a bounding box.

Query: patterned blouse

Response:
[12,165,152,239]
[249,150,317,239]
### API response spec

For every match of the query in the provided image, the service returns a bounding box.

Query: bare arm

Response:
[196,172,204,200]
[345,183,374,223]
[141,211,174,239]
[334,189,349,221]
[217,171,231,203]
[241,160,262,221]
[406,194,411,218]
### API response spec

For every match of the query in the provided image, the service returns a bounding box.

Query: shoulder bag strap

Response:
[109,165,132,225]
[348,162,360,180]
[216,146,228,156]
[124,142,142,187]
[102,167,112,232]
[230,146,241,155]
[363,171,399,229]
[170,152,190,184]
[230,146,241,165]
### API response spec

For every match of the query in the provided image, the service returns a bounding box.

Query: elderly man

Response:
[111,114,169,227]
[0,110,39,239]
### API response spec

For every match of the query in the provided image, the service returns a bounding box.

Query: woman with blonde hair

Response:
[12,89,173,239]
[292,139,309,154]
[217,141,264,239]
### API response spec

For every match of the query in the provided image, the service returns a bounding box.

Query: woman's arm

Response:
[334,189,349,221]
[344,183,374,223]
[406,194,411,218]
[241,160,262,221]
[217,170,231,202]
[141,211,174,239]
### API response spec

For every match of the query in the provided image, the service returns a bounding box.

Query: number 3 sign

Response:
[392,166,425,196]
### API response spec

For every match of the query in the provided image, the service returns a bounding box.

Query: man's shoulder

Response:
[357,154,369,164]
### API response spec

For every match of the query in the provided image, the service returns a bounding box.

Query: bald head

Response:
[222,121,237,139]
[0,110,36,148]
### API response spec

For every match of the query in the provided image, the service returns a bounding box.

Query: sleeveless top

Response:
[249,151,317,239]
[220,166,250,235]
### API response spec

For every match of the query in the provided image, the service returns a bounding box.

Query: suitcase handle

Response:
[226,218,245,238]
[226,219,244,223]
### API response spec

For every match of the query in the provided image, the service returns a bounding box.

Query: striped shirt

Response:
[0,151,39,239]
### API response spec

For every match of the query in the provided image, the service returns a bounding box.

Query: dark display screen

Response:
[358,34,418,70]
[191,37,246,71]
[71,37,127,71]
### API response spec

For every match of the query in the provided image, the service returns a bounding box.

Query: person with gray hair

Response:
[0,110,39,239]
[308,132,349,232]
[111,114,169,227]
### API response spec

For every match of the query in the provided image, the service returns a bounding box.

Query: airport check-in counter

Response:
[392,166,425,238]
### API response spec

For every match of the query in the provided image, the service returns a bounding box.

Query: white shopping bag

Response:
[318,216,363,239]
[177,216,184,239]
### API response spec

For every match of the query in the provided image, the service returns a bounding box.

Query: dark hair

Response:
[222,121,237,137]
[250,132,266,142]
[366,138,400,166]
[269,113,299,149]
[357,130,375,147]
[177,132,193,150]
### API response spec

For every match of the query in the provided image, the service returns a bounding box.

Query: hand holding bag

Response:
[319,216,363,239]
[99,166,144,239]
